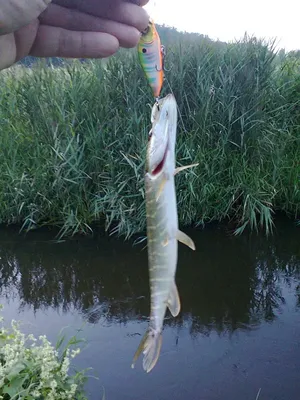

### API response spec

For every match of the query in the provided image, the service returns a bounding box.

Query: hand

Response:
[0,0,149,70]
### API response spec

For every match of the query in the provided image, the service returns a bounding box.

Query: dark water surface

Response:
[0,218,299,400]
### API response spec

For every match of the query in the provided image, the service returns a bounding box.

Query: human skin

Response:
[0,0,149,70]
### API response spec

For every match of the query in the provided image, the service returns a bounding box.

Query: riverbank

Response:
[0,34,299,238]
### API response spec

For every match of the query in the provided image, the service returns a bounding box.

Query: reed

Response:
[0,32,299,238]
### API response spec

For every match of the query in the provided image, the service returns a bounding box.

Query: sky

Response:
[144,0,300,51]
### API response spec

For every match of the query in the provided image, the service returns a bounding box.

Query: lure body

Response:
[138,19,164,98]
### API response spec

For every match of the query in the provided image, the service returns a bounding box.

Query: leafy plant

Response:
[0,305,90,400]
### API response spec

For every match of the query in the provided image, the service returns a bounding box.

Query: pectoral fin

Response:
[174,163,199,176]
[162,235,169,247]
[176,230,196,250]
[167,281,181,317]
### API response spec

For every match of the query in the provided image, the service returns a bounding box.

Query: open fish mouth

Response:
[147,122,169,177]
[146,94,175,177]
[150,141,168,176]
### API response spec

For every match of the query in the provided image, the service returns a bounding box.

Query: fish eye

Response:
[142,48,147,54]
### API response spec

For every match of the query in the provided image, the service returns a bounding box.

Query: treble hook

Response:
[161,45,172,73]
[154,45,172,73]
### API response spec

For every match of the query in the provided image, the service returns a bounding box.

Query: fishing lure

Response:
[138,19,165,100]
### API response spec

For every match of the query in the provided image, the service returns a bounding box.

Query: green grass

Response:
[0,33,299,239]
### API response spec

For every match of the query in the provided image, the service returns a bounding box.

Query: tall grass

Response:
[0,33,299,238]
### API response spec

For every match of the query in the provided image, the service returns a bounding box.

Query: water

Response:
[0,218,299,400]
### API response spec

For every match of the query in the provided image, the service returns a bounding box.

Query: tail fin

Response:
[131,328,162,373]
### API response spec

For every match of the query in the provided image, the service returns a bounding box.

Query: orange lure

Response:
[138,19,165,99]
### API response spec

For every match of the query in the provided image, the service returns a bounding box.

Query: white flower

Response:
[31,390,41,398]
[60,356,70,377]
[67,383,78,399]
[0,306,87,399]
[71,348,81,358]
[27,334,37,342]
[50,380,57,390]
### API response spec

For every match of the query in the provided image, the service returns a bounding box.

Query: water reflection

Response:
[0,218,299,339]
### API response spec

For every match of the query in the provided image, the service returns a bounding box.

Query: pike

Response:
[131,94,198,373]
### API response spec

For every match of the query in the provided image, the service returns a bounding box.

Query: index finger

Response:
[52,0,149,32]
[127,0,149,5]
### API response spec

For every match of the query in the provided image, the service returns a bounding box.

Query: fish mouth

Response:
[149,140,169,177]
[141,24,150,35]
[147,94,175,177]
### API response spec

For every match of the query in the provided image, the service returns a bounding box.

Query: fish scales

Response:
[131,94,198,373]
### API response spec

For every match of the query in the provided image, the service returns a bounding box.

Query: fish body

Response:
[138,19,164,98]
[131,94,198,373]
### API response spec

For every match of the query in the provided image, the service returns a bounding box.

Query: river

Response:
[0,217,299,400]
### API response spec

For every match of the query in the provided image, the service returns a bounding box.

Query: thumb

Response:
[0,0,51,35]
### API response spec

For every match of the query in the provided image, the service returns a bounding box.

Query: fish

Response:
[131,94,199,373]
[138,18,165,99]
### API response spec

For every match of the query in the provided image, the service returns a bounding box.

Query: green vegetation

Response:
[0,305,89,399]
[0,29,299,238]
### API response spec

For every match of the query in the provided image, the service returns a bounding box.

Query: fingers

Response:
[0,20,39,70]
[0,0,51,34]
[14,20,40,61]
[102,1,149,32]
[127,0,149,6]
[52,0,149,32]
[39,4,141,48]
[30,25,119,58]
[0,34,16,70]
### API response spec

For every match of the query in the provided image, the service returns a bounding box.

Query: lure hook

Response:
[161,45,172,73]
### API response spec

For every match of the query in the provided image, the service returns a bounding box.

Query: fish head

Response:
[146,94,177,177]
[140,18,157,44]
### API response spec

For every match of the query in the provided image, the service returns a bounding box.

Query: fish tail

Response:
[131,327,163,373]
